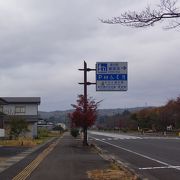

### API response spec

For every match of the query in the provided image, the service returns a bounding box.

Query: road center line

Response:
[89,136,180,171]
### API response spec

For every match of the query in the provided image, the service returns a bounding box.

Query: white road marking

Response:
[89,131,180,140]
[89,131,142,139]
[89,136,180,171]
[139,166,180,170]
[143,137,180,140]
[95,137,142,140]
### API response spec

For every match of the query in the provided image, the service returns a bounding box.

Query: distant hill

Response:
[39,109,73,123]
[39,107,151,123]
[97,107,149,116]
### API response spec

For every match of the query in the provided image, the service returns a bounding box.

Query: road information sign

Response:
[96,62,128,91]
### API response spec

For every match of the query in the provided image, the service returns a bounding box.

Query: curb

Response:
[90,143,147,180]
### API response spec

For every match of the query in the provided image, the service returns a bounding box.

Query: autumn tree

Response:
[101,0,180,29]
[131,108,161,131]
[159,96,180,129]
[136,109,154,130]
[69,95,100,145]
[130,96,180,132]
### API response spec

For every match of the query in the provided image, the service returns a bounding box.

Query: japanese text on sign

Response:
[96,62,128,91]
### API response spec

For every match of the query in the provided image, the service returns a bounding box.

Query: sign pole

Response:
[83,61,88,145]
[79,61,96,145]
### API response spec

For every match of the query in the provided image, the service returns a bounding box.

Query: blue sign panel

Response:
[96,62,128,91]
[96,74,127,81]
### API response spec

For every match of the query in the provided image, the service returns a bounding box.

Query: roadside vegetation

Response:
[8,115,29,139]
[0,138,42,147]
[69,94,100,145]
[96,95,180,135]
[87,163,138,180]
[0,127,64,147]
[70,128,79,138]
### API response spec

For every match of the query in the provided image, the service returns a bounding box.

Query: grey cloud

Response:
[0,0,179,111]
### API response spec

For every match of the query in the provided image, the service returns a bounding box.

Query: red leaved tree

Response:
[69,95,100,145]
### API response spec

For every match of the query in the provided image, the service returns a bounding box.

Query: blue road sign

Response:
[96,62,128,91]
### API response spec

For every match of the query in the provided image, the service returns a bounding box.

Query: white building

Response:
[0,97,40,138]
[57,123,66,130]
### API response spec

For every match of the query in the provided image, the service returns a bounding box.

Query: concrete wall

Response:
[26,123,38,138]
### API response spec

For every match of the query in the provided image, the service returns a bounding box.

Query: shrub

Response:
[8,116,29,139]
[53,125,64,133]
[37,128,49,138]
[70,128,79,138]
[121,128,128,133]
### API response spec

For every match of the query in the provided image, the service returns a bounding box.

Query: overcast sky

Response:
[0,0,180,111]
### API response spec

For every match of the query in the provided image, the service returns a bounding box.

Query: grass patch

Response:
[0,138,44,147]
[87,163,139,180]
[48,130,64,137]
[0,131,63,147]
[0,157,8,163]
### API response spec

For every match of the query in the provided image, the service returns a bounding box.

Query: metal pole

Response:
[83,61,88,145]
[78,61,96,145]
[84,61,87,112]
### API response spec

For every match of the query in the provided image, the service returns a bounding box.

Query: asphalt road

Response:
[88,131,180,180]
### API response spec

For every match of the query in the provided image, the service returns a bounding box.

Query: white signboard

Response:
[96,62,128,91]
[0,129,5,137]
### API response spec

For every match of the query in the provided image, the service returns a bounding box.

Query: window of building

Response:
[15,106,26,113]
[0,106,3,113]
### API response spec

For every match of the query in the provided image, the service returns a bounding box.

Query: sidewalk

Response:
[27,132,109,180]
[0,137,57,174]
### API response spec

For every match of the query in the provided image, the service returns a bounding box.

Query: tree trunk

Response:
[83,126,88,146]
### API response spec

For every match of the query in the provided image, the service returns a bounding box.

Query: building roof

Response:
[0,97,41,104]
[4,115,39,122]
[0,98,8,105]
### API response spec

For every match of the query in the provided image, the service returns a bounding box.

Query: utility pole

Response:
[79,61,96,145]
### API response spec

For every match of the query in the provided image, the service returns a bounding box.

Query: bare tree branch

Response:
[101,0,180,29]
